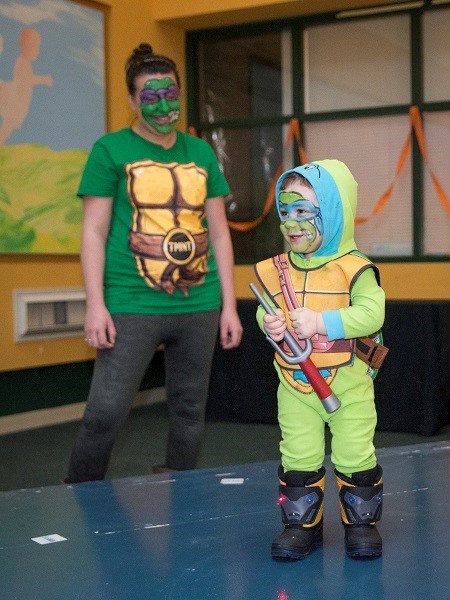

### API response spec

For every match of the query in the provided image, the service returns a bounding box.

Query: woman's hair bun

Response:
[137,43,153,55]
[125,42,180,93]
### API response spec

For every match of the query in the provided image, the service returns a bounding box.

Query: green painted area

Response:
[0,144,88,253]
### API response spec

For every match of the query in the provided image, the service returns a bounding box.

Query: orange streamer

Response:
[355,132,411,225]
[409,106,450,215]
[187,119,308,232]
[356,106,450,224]
[190,107,450,231]
[227,118,308,232]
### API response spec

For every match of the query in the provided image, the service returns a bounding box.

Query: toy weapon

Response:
[250,283,341,413]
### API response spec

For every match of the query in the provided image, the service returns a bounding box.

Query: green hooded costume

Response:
[255,160,385,476]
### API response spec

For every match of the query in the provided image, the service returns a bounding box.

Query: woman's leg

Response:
[163,309,220,470]
[66,314,163,482]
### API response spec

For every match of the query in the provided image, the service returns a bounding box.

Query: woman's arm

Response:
[81,195,117,349]
[204,197,243,349]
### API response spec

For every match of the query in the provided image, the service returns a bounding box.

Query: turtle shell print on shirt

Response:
[126,159,209,297]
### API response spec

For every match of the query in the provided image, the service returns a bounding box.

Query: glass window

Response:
[303,115,413,256]
[303,15,411,113]
[203,125,285,263]
[198,31,289,122]
[192,6,450,263]
[423,111,450,256]
[423,8,450,103]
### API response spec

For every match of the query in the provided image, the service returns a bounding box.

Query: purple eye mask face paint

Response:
[139,84,180,105]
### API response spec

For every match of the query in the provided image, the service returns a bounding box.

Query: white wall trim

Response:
[0,387,166,436]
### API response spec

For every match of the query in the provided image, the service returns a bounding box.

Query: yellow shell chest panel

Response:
[255,253,373,375]
[125,159,209,296]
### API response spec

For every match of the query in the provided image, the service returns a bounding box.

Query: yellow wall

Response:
[1,0,449,373]
[0,0,185,372]
[235,264,450,300]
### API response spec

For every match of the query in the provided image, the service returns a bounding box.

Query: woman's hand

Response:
[84,303,116,349]
[204,197,243,350]
[219,305,243,349]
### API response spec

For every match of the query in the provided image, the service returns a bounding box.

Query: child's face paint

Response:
[278,186,323,257]
[278,192,321,224]
[139,77,180,134]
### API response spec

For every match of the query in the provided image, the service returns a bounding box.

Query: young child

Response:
[254,160,386,560]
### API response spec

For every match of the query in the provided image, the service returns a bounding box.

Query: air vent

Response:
[14,288,86,342]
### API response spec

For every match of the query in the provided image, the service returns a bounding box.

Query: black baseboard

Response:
[0,352,165,417]
[2,301,449,436]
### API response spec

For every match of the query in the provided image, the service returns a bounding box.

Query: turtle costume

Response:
[78,128,229,313]
[254,160,386,559]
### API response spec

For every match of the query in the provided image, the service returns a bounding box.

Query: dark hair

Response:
[280,172,312,190]
[125,43,180,94]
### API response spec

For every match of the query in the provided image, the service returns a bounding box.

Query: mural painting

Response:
[0,0,106,253]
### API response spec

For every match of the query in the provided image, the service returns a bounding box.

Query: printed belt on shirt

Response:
[129,229,208,266]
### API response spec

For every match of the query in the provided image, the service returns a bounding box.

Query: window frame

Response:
[186,2,450,263]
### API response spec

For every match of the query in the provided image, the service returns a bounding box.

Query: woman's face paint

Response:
[278,187,323,256]
[139,77,180,134]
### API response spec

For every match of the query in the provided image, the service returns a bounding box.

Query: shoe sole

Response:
[346,546,382,559]
[271,540,323,560]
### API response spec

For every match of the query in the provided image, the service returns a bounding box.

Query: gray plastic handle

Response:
[250,283,312,363]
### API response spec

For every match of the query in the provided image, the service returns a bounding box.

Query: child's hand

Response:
[290,307,324,339]
[263,309,286,342]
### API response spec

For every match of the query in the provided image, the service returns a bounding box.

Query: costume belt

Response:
[129,229,208,265]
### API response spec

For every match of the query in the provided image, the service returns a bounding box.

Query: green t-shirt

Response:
[78,128,230,314]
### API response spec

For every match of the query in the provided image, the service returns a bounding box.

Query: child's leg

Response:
[327,387,377,476]
[272,383,326,560]
[278,382,326,473]
[328,379,383,558]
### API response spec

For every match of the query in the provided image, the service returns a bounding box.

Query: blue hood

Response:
[275,160,358,266]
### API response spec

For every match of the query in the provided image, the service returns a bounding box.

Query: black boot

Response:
[336,465,383,559]
[271,466,325,560]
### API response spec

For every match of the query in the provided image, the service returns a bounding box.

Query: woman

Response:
[65,43,242,482]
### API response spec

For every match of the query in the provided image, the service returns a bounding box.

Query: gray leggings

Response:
[67,310,220,482]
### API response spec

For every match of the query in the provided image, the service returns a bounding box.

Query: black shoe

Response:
[271,520,323,560]
[344,523,382,558]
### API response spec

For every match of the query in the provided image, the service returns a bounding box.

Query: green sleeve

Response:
[256,304,266,331]
[205,144,230,199]
[341,268,385,338]
[77,139,119,198]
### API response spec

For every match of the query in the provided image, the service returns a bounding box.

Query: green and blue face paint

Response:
[277,190,323,255]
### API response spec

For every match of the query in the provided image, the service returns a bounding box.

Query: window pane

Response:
[203,126,284,263]
[423,8,450,103]
[303,15,411,113]
[423,112,450,256]
[198,31,290,123]
[303,115,413,256]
